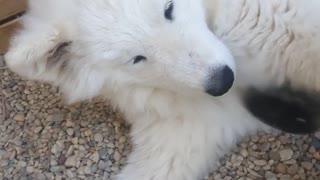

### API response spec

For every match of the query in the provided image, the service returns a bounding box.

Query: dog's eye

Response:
[133,55,147,64]
[164,0,174,21]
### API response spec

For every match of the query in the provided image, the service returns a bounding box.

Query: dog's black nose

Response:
[205,65,234,96]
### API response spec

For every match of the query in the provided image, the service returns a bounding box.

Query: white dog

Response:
[5,0,320,179]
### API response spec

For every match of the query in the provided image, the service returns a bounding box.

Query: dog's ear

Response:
[5,23,74,80]
[45,41,72,71]
[4,1,106,104]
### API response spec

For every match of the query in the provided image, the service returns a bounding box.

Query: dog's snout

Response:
[205,66,234,96]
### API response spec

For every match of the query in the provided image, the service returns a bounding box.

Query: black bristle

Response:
[243,86,320,134]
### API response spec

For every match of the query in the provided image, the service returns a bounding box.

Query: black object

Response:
[244,86,320,134]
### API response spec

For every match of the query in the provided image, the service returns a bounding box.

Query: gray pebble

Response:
[253,160,267,166]
[98,161,107,170]
[34,173,46,180]
[301,161,313,170]
[99,149,108,160]
[265,171,276,179]
[279,175,292,180]
[279,149,294,161]
[90,152,100,163]
[287,164,299,175]
[94,133,103,142]
[66,169,74,178]
[119,136,127,144]
[34,126,43,134]
[51,143,64,155]
[66,128,74,136]
[17,161,27,167]
[84,166,91,175]
[240,149,249,158]
[50,166,63,173]
[65,156,77,167]
[91,164,98,173]
[269,151,281,162]
[113,151,121,162]
[26,166,34,173]
[15,104,24,111]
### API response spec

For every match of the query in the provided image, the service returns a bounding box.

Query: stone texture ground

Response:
[0,56,319,180]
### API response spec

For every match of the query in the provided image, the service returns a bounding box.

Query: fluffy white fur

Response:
[4,0,320,179]
[209,0,320,92]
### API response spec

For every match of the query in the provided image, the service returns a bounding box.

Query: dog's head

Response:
[5,0,235,103]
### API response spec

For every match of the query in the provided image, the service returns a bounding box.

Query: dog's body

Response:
[211,0,320,133]
[4,0,320,179]
[211,0,320,92]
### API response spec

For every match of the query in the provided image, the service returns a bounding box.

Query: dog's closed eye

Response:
[164,0,174,21]
[133,55,147,64]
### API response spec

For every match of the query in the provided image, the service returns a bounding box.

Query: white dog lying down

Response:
[5,0,320,179]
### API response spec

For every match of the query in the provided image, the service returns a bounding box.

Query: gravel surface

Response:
[0,56,319,180]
